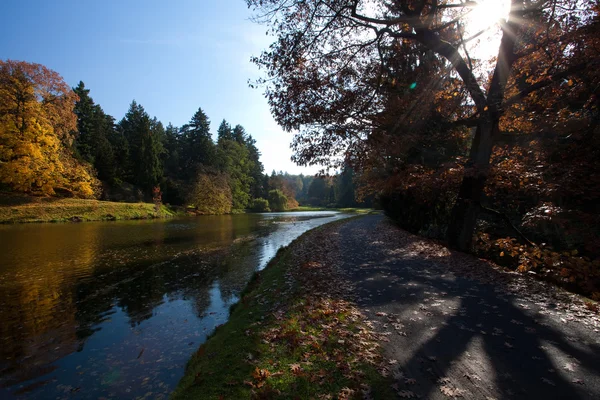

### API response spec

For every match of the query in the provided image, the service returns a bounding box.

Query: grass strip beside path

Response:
[172,218,395,400]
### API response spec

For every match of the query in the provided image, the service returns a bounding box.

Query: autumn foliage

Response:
[248,1,600,294]
[186,172,233,215]
[0,60,100,197]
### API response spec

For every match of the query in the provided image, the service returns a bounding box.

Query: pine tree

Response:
[232,124,246,144]
[119,101,163,193]
[245,134,265,199]
[180,108,216,178]
[217,119,234,144]
[72,81,117,183]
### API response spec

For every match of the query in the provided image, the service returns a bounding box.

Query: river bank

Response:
[0,211,353,399]
[0,193,375,224]
[174,215,600,400]
[0,194,176,223]
[172,217,395,399]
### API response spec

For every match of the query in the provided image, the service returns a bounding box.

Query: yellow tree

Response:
[0,60,99,197]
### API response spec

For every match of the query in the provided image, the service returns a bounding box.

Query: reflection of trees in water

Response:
[0,224,100,390]
[0,213,331,394]
[207,240,260,306]
[73,235,260,330]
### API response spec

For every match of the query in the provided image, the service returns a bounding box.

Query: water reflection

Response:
[0,211,348,399]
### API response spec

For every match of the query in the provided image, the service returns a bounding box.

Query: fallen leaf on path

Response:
[440,385,465,397]
[563,362,577,372]
[290,363,302,374]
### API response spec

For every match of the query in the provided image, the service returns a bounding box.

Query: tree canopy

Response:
[248,0,599,250]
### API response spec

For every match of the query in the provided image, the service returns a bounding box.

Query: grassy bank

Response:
[0,195,176,223]
[172,218,394,399]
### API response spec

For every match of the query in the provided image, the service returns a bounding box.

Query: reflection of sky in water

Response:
[0,212,350,399]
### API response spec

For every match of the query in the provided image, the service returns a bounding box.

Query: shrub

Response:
[475,233,600,298]
[250,198,270,212]
[186,172,232,214]
[268,189,288,212]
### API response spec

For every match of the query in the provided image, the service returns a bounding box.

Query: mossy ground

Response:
[172,218,394,399]
[0,194,176,223]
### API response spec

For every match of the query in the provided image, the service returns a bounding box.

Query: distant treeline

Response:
[73,81,367,212]
[0,60,364,213]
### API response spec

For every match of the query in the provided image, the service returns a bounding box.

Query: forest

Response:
[0,60,365,215]
[246,0,599,297]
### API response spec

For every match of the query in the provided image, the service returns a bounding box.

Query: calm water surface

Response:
[0,212,350,399]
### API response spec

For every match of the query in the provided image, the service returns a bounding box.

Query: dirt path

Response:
[333,215,600,399]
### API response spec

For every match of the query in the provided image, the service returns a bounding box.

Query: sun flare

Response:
[464,0,512,59]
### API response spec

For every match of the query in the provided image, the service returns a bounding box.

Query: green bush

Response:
[249,198,270,212]
[268,189,287,212]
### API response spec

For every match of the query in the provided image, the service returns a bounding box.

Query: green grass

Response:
[0,195,177,223]
[172,219,394,399]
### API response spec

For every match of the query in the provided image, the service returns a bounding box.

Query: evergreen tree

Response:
[163,123,181,178]
[217,119,234,144]
[161,123,186,204]
[232,124,246,144]
[180,108,216,178]
[335,166,357,208]
[307,177,329,206]
[243,133,264,199]
[217,137,252,210]
[72,81,117,183]
[119,101,163,193]
[109,125,130,184]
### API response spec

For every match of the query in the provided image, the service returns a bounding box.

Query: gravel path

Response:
[334,215,600,399]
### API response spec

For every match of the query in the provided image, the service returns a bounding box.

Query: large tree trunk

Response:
[447,118,498,251]
[446,1,520,251]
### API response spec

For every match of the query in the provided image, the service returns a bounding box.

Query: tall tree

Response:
[72,81,117,183]
[217,119,234,144]
[163,123,181,178]
[181,108,216,178]
[0,60,99,197]
[119,101,163,193]
[217,134,253,210]
[243,133,265,199]
[232,124,246,144]
[336,166,357,208]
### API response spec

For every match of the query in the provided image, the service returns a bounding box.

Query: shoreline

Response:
[172,216,394,399]
[0,195,376,224]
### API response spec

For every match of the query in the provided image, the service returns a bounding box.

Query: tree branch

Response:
[503,61,592,108]
[480,205,536,246]
[415,29,487,111]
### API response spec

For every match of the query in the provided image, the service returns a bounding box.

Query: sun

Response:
[466,0,511,34]
[463,0,512,59]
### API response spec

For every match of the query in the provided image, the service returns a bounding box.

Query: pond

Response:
[0,211,351,399]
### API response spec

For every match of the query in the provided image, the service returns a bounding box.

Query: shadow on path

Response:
[338,215,600,399]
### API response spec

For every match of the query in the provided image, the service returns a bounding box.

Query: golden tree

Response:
[0,60,99,197]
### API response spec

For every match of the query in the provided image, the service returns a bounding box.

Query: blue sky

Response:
[0,0,317,175]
